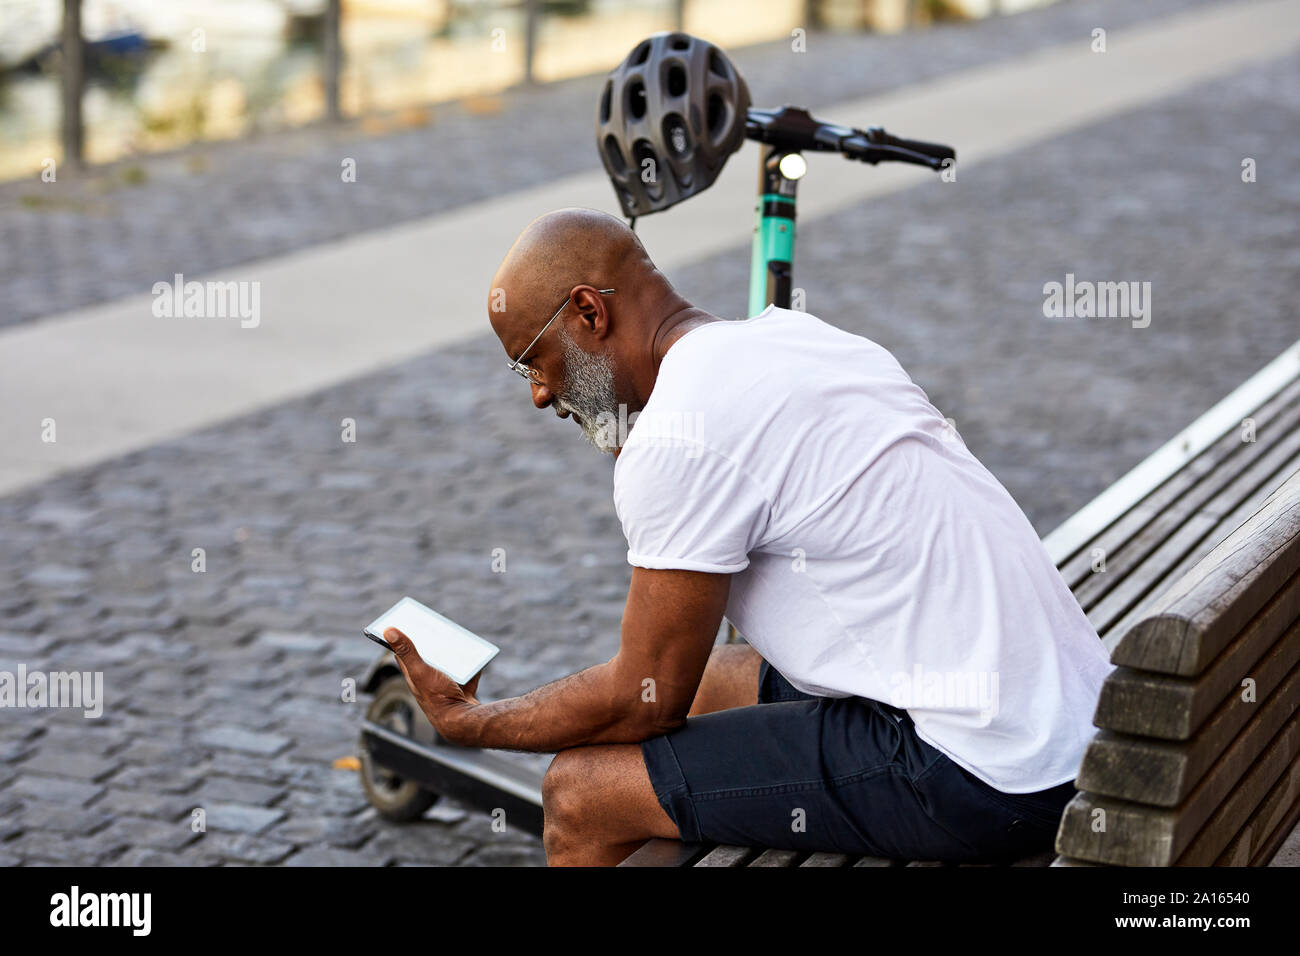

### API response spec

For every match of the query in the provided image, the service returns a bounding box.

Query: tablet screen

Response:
[365,597,499,685]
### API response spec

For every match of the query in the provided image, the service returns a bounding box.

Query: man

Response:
[386,207,1114,866]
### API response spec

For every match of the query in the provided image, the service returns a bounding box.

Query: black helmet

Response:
[596,32,751,219]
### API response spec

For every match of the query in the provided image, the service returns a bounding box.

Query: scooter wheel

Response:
[359,675,440,822]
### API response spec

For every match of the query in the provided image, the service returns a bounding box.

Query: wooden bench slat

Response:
[1057,376,1300,589]
[1059,694,1300,865]
[748,848,803,867]
[799,852,853,867]
[1090,514,1223,645]
[1201,441,1300,525]
[1258,791,1300,866]
[1088,430,1300,638]
[1177,722,1300,866]
[1109,470,1300,675]
[695,845,759,867]
[617,839,710,867]
[1056,791,1177,867]
[1170,401,1300,529]
[1061,502,1184,595]
[1076,504,1258,624]
[1097,452,1300,646]
[1079,619,1300,804]
[851,856,897,867]
[1102,451,1300,646]
[1069,395,1300,634]
[1201,748,1300,865]
[1094,572,1300,739]
[1074,507,1220,619]
[904,860,946,867]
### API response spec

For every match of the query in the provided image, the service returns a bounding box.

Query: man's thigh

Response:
[640,690,1030,861]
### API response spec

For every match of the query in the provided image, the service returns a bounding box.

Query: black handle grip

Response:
[875,131,955,162]
[843,127,955,170]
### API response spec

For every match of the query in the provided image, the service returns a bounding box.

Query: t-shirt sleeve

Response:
[613,439,771,574]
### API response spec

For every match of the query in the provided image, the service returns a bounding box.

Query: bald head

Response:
[488,207,658,352]
[487,207,718,454]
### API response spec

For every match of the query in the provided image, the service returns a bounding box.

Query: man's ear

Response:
[571,285,611,338]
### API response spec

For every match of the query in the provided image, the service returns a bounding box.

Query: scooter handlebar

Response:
[745,106,955,172]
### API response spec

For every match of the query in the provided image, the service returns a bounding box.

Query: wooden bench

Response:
[621,338,1300,867]
[1054,468,1300,866]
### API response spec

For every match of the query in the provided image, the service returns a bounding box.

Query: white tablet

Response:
[363,597,499,685]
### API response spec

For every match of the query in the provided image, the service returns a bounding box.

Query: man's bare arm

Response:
[387,567,729,752]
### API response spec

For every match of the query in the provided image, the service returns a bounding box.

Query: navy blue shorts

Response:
[640,660,1077,862]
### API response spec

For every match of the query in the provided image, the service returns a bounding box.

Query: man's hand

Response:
[384,626,482,745]
[376,568,729,753]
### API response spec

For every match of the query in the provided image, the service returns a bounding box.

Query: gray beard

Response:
[555,324,621,454]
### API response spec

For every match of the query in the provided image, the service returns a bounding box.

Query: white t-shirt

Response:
[612,306,1114,793]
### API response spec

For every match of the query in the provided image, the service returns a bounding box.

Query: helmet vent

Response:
[708,48,729,79]
[631,41,651,65]
[604,135,627,174]
[599,81,613,123]
[666,63,687,98]
[668,34,691,50]
[663,114,690,156]
[627,78,647,120]
[706,92,726,138]
[632,140,661,195]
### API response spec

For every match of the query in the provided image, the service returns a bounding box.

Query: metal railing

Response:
[39,0,1012,172]
[49,0,701,169]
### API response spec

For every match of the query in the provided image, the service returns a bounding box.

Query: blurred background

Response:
[0,0,1057,179]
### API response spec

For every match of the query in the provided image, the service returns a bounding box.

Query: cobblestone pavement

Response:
[0,0,1227,329]
[2,7,1299,865]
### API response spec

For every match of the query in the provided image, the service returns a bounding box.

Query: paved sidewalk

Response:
[1,2,1299,866]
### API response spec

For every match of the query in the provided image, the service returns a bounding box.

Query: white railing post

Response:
[61,0,85,168]
[324,0,343,121]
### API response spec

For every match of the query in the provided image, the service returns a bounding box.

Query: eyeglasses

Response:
[507,288,615,385]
